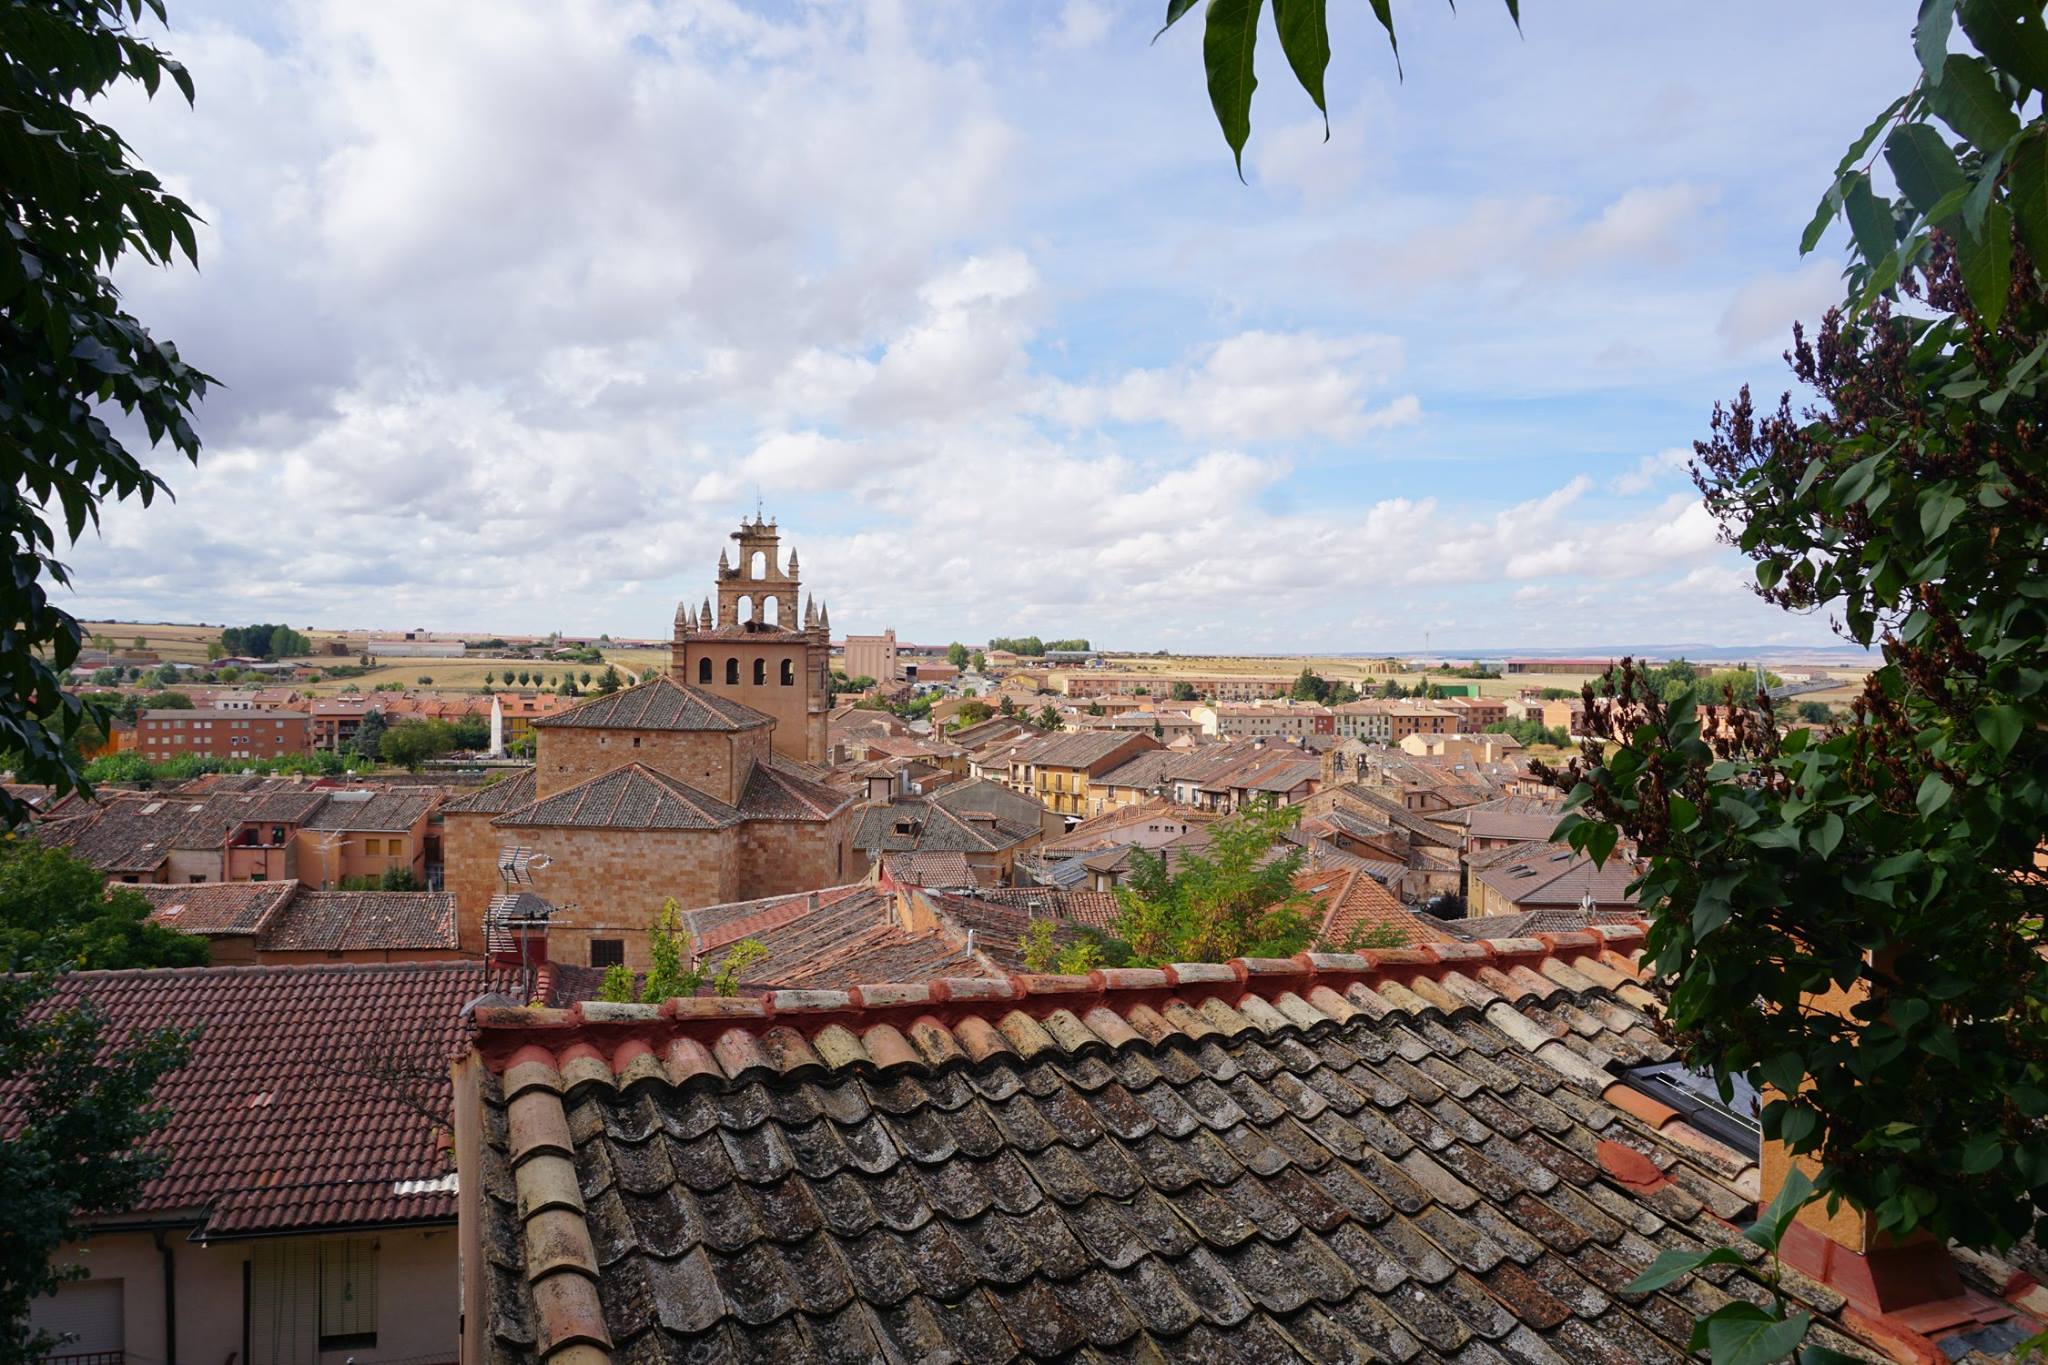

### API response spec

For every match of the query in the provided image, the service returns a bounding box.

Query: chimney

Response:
[1758,948,1967,1316]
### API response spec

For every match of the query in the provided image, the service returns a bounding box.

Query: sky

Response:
[74,0,1913,652]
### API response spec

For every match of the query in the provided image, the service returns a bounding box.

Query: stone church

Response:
[442,515,856,970]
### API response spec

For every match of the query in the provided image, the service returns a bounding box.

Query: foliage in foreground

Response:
[3,0,211,828]
[0,840,198,1354]
[1111,804,1316,964]
[596,898,769,1003]
[1542,0,2048,1276]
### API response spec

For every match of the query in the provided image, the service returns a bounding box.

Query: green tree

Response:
[379,718,454,771]
[0,972,192,1356]
[0,840,205,971]
[416,674,433,685]
[998,694,1017,716]
[351,709,388,762]
[1108,804,1314,965]
[1794,700,1834,725]
[970,649,986,672]
[378,866,420,892]
[1022,918,1107,975]
[1035,704,1062,731]
[595,664,623,695]
[950,699,995,729]
[205,641,224,662]
[1170,681,1199,702]
[449,716,490,751]
[946,641,969,668]
[483,671,495,686]
[1528,4,2048,1334]
[1085,699,1105,716]
[579,670,592,685]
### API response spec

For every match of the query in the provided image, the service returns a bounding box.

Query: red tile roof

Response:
[12,962,493,1238]
[133,880,298,936]
[256,890,459,953]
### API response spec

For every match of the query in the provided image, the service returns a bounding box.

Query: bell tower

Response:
[716,513,800,629]
[669,510,833,766]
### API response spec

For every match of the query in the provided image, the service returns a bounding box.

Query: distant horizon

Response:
[74,613,1873,666]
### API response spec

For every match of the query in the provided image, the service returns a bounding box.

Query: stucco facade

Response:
[29,1225,456,1365]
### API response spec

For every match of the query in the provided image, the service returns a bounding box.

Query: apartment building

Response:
[136,708,311,761]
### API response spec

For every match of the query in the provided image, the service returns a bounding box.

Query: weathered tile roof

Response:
[31,794,205,874]
[133,879,299,936]
[444,767,538,815]
[492,764,742,831]
[881,850,982,888]
[928,777,1048,831]
[969,887,1123,931]
[1471,842,1641,910]
[534,674,772,733]
[170,789,331,849]
[738,760,856,822]
[256,889,460,953]
[1296,866,1454,949]
[303,788,441,831]
[752,889,1002,990]
[12,962,492,1238]
[1015,730,1156,771]
[853,798,1037,856]
[467,926,1928,1363]
[1436,908,1648,943]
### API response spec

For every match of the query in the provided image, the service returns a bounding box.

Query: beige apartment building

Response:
[841,628,900,683]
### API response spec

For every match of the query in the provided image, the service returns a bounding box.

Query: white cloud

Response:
[1047,0,1113,48]
[1719,258,1843,351]
[1048,331,1418,443]
[1612,446,1692,494]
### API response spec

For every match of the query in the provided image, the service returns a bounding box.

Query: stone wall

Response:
[735,805,860,902]
[535,726,754,803]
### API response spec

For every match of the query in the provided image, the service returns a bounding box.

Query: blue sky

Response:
[77,0,1910,651]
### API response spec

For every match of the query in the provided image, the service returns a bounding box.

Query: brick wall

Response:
[488,824,744,973]
[734,805,860,901]
[535,726,753,803]
[444,810,501,956]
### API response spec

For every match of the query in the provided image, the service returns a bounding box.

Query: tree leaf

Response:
[1976,703,2023,755]
[1621,1245,1748,1295]
[1956,200,2013,327]
[1843,172,1896,263]
[1270,0,1330,132]
[1812,812,1844,859]
[1916,772,1953,817]
[1918,0,1958,83]
[1708,1308,1814,1365]
[2008,129,2048,264]
[1367,0,1402,79]
[1203,0,1266,179]
[1959,0,2048,92]
[1933,53,2021,152]
[1885,123,1967,220]
[1961,1132,2004,1174]
[1155,0,1201,40]
[1747,1162,1815,1253]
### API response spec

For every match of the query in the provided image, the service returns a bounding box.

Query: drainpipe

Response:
[151,1229,176,1364]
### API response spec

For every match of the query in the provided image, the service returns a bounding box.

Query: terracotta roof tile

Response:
[491,764,741,831]
[464,924,1901,1362]
[256,889,459,952]
[737,759,856,822]
[134,879,299,936]
[533,674,770,733]
[443,767,537,815]
[11,962,493,1237]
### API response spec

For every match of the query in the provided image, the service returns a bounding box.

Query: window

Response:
[698,658,713,684]
[752,659,767,685]
[590,938,625,968]
[725,658,740,684]
[631,736,641,748]
[780,659,796,686]
[318,1238,377,1350]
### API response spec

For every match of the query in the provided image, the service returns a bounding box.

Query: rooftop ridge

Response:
[472,923,1648,1072]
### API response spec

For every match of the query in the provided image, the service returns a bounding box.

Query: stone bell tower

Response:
[669,511,832,766]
